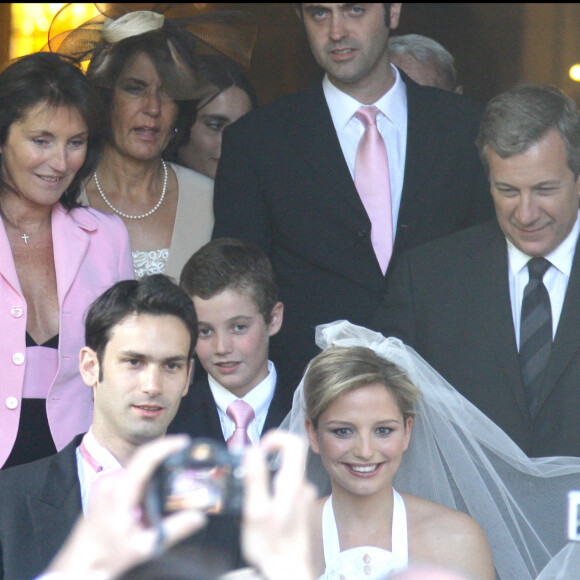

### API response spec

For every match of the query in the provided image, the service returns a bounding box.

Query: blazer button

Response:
[5,397,18,410]
[12,352,25,365]
[10,306,23,318]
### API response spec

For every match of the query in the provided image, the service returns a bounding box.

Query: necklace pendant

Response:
[21,233,30,244]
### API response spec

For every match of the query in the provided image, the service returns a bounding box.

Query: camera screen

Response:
[164,463,233,514]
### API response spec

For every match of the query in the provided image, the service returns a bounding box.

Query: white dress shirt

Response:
[208,361,277,446]
[508,212,580,349]
[76,426,123,515]
[323,64,408,240]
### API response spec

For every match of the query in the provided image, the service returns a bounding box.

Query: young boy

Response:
[169,238,287,446]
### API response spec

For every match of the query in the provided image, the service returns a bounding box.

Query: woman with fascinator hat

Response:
[282,320,580,579]
[49,4,257,280]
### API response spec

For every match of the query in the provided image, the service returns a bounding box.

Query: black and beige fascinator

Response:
[44,3,258,100]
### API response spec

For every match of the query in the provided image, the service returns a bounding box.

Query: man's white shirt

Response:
[508,212,580,349]
[323,64,408,243]
[208,360,277,446]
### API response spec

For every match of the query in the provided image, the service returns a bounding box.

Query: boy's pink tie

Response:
[226,400,255,449]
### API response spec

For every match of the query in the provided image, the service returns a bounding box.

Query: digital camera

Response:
[145,438,279,522]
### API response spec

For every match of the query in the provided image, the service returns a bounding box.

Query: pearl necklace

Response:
[93,160,168,220]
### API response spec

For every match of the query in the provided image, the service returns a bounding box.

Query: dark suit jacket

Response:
[213,74,494,409]
[0,435,241,580]
[168,367,288,442]
[0,435,83,580]
[372,219,580,457]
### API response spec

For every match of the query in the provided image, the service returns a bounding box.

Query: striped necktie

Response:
[519,257,552,415]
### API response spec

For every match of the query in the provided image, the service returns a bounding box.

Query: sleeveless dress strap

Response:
[391,489,408,561]
[322,496,340,566]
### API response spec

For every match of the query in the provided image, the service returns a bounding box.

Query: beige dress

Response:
[80,162,214,281]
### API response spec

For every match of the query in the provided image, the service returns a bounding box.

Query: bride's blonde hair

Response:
[304,345,420,427]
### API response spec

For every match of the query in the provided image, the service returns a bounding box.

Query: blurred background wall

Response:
[2,3,580,106]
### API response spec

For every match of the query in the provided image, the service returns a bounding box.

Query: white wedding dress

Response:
[282,321,580,580]
[319,490,408,580]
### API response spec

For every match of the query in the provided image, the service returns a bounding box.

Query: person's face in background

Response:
[0,101,88,209]
[302,3,401,101]
[389,53,461,93]
[193,287,283,397]
[177,85,253,179]
[110,52,179,162]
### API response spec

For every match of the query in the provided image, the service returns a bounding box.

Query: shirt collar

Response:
[507,211,580,277]
[208,360,277,418]
[80,426,123,473]
[323,64,407,132]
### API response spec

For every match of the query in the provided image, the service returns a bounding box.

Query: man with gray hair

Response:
[389,34,462,93]
[373,84,580,457]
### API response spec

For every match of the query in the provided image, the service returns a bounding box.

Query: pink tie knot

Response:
[355,105,380,128]
[226,400,255,449]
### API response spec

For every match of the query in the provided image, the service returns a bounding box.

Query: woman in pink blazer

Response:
[0,52,134,469]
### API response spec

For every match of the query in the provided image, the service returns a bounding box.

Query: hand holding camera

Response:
[241,430,317,580]
[46,436,207,580]
[43,431,316,580]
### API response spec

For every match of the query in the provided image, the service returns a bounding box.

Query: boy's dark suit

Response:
[213,73,494,410]
[168,365,288,442]
[0,435,241,580]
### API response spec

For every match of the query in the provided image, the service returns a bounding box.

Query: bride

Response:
[282,321,580,580]
[300,341,493,579]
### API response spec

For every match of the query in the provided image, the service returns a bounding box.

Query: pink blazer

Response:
[0,203,134,467]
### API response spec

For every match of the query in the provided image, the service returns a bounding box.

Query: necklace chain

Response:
[1,217,32,244]
[93,160,168,220]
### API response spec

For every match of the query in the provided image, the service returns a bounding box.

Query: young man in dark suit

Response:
[374,85,580,458]
[169,238,287,444]
[212,3,494,412]
[0,276,239,580]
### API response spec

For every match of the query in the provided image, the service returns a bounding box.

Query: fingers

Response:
[243,445,270,520]
[259,430,309,503]
[114,435,191,506]
[241,430,317,580]
[158,509,207,549]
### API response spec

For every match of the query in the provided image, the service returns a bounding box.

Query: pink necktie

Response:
[354,105,393,274]
[226,400,255,449]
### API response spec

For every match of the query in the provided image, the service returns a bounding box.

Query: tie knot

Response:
[527,257,551,281]
[226,399,255,429]
[355,105,379,128]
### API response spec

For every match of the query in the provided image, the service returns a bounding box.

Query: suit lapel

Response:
[0,218,22,295]
[28,436,83,567]
[461,223,531,422]
[199,376,227,444]
[397,76,439,221]
[538,237,580,411]
[289,83,369,217]
[174,371,226,444]
[262,382,289,434]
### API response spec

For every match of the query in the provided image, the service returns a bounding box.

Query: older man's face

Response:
[489,128,580,257]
